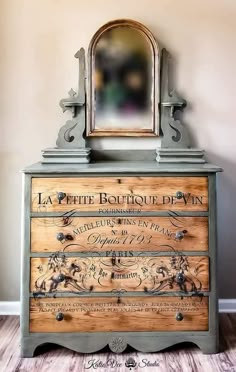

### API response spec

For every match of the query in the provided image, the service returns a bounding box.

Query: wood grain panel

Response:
[31,255,209,293]
[31,177,208,212]
[31,216,208,252]
[29,296,208,332]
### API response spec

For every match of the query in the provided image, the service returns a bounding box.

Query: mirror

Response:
[87,20,159,136]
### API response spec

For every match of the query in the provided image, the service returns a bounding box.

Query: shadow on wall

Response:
[206,151,236,298]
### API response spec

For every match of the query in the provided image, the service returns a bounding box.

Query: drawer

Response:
[31,216,208,252]
[29,296,208,332]
[31,176,208,212]
[31,255,209,293]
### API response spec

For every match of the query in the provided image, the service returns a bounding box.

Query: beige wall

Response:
[0,0,235,300]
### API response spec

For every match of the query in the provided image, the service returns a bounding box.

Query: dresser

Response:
[21,161,222,357]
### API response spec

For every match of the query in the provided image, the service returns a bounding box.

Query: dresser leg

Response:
[198,339,219,354]
[20,339,37,358]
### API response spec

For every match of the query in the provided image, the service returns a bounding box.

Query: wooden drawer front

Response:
[30,296,208,333]
[31,256,209,294]
[31,177,208,212]
[31,216,208,253]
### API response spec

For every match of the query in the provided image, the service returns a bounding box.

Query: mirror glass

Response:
[93,26,153,133]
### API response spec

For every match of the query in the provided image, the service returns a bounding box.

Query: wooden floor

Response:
[0,314,236,372]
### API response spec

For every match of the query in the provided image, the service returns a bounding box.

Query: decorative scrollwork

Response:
[56,48,86,149]
[33,254,205,294]
[160,49,190,149]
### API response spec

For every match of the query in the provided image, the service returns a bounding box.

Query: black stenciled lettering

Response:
[182,193,191,204]
[45,196,52,204]
[37,192,43,204]
[195,196,203,204]
[163,196,171,204]
[100,193,108,204]
[37,193,52,205]
[138,220,148,228]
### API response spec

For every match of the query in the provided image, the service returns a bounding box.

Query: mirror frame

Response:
[86,19,160,137]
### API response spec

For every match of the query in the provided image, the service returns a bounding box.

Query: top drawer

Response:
[31,176,208,213]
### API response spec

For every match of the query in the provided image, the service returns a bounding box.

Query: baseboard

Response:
[219,299,236,313]
[0,299,235,315]
[0,302,20,315]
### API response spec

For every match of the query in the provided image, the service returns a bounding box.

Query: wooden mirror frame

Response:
[86,19,160,137]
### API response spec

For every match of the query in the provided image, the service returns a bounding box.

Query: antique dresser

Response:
[21,19,222,357]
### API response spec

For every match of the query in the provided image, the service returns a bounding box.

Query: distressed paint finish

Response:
[29,296,209,333]
[3,314,235,369]
[160,49,189,150]
[31,176,208,212]
[30,255,209,293]
[31,216,208,253]
[22,160,222,174]
[21,162,222,357]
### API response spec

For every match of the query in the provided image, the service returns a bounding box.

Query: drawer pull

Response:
[57,192,66,201]
[175,272,185,285]
[56,233,73,242]
[56,273,65,283]
[57,232,65,242]
[176,191,184,199]
[56,312,64,321]
[111,257,116,266]
[176,312,184,321]
[175,230,187,240]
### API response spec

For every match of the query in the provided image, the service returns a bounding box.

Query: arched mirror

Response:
[87,20,160,136]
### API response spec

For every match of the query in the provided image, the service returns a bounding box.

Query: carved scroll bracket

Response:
[157,49,205,163]
[42,48,91,163]
[160,49,189,149]
[56,48,87,149]
[59,48,85,119]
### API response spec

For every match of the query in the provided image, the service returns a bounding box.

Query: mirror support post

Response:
[156,49,205,164]
[41,48,91,164]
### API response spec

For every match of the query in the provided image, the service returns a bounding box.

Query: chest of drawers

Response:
[21,161,221,357]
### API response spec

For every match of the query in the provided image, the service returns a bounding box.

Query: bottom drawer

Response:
[30,296,208,333]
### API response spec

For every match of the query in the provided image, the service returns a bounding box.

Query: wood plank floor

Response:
[0,314,235,372]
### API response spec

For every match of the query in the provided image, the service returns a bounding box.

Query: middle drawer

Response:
[31,216,208,252]
[31,255,209,293]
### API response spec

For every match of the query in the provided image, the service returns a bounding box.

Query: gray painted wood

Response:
[156,148,205,163]
[21,164,221,357]
[41,148,91,164]
[30,251,209,258]
[21,333,219,357]
[1,314,235,371]
[22,160,222,174]
[158,49,206,164]
[57,48,86,149]
[30,211,209,217]
[29,291,210,298]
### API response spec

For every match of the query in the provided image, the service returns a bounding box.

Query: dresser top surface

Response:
[22,161,222,174]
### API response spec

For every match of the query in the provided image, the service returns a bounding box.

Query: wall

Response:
[0,0,235,300]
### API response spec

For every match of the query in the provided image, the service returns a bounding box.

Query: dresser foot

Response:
[197,340,219,354]
[20,339,37,358]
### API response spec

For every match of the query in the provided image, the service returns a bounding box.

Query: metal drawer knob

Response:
[176,312,184,321]
[57,192,66,201]
[175,230,188,240]
[57,232,65,242]
[56,312,64,321]
[176,272,185,285]
[56,273,65,283]
[176,191,184,199]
